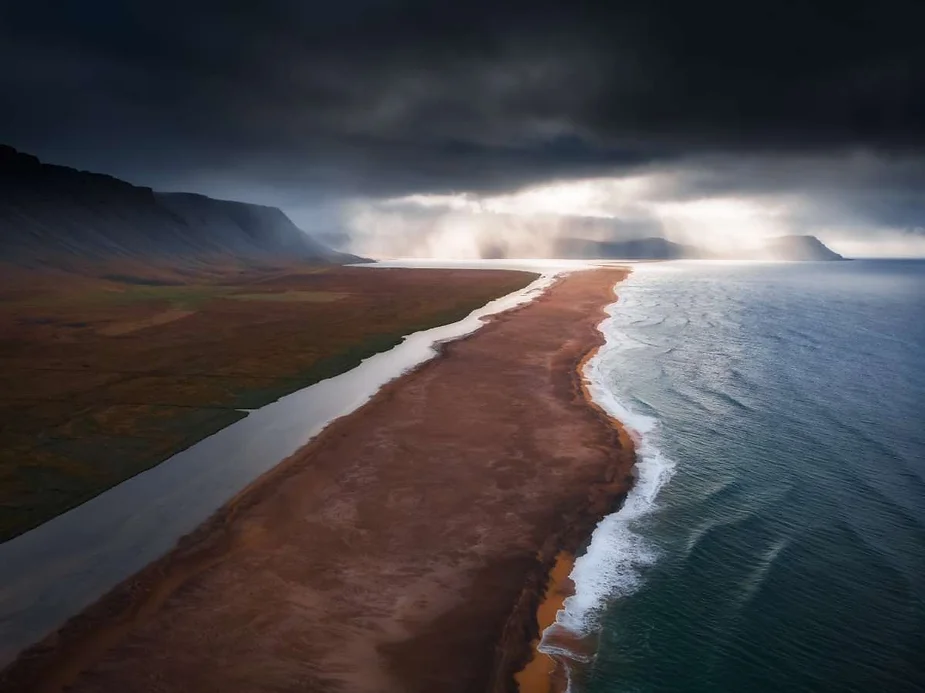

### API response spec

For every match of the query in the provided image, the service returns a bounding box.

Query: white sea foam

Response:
[540,277,676,648]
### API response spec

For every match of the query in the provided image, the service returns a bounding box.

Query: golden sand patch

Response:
[515,552,576,693]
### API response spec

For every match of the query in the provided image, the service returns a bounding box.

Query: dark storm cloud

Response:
[2,0,925,202]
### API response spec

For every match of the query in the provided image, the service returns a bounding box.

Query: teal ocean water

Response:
[548,260,925,692]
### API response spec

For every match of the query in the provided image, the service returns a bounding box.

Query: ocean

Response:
[550,260,925,692]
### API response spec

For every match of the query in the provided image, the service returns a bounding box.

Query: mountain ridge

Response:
[555,236,705,260]
[763,234,845,261]
[554,234,847,261]
[0,145,359,266]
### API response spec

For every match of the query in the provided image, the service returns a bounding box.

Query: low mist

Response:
[326,163,925,260]
[335,181,850,260]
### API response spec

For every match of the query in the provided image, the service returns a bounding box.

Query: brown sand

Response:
[0,267,634,693]
[512,339,642,693]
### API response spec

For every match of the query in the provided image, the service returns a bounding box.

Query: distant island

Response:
[555,234,847,261]
[762,234,845,261]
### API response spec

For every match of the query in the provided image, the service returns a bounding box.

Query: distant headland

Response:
[555,233,846,261]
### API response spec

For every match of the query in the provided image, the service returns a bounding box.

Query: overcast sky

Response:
[3,1,924,256]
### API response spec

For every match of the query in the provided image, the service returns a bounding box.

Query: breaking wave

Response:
[539,278,676,654]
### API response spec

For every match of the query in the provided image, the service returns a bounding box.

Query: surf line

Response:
[515,272,677,693]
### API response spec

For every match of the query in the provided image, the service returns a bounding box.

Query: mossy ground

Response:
[0,265,535,542]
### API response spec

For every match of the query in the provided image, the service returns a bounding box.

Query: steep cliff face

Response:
[0,145,357,265]
[154,193,350,262]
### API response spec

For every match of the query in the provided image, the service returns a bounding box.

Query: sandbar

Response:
[0,267,634,693]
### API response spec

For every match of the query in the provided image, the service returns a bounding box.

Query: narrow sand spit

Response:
[0,267,634,693]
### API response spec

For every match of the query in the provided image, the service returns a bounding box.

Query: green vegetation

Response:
[96,284,233,310]
[0,266,535,542]
[227,290,347,303]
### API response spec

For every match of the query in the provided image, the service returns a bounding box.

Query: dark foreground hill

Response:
[0,145,358,267]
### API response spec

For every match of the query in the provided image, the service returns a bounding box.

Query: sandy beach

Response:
[0,267,634,693]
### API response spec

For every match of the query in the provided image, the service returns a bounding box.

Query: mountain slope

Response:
[762,235,846,261]
[553,234,846,261]
[155,193,349,262]
[554,236,705,259]
[0,145,358,265]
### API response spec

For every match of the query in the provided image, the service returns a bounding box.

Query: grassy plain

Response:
[0,264,535,542]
